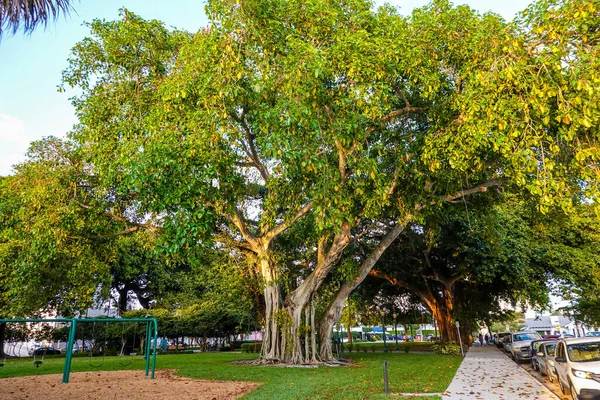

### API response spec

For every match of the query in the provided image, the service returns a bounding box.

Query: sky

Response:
[0,0,530,176]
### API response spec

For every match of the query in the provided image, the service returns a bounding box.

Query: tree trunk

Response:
[304,305,310,361]
[346,325,353,344]
[0,322,5,358]
[260,258,284,362]
[283,228,351,364]
[117,287,128,315]
[310,299,317,363]
[318,217,412,361]
[431,305,458,342]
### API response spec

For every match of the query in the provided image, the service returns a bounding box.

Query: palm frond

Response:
[0,0,75,36]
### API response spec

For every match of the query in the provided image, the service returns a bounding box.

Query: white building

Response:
[524,315,589,336]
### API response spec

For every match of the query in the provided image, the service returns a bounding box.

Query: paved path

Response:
[443,345,560,400]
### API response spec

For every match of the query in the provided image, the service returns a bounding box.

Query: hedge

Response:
[241,342,263,353]
[347,341,434,353]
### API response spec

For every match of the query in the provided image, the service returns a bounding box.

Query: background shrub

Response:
[432,341,461,356]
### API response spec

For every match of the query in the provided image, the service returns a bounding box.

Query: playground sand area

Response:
[0,369,260,399]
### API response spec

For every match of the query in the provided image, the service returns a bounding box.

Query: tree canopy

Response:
[1,0,599,364]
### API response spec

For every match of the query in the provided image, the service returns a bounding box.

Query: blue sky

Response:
[0,0,529,175]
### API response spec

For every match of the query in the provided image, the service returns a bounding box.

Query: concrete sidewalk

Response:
[443,345,560,399]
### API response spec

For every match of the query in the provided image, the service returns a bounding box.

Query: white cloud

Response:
[0,113,26,142]
[0,113,31,175]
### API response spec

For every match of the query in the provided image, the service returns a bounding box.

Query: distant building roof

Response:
[525,316,574,330]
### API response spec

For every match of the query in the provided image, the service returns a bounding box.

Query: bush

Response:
[432,341,462,356]
[346,343,353,353]
[403,344,412,354]
[219,344,232,352]
[370,345,376,353]
[241,342,263,353]
[236,340,260,351]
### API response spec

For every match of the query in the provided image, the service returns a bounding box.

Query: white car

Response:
[554,337,600,399]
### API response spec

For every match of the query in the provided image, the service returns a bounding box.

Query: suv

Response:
[554,337,600,399]
[507,331,542,363]
[496,332,510,348]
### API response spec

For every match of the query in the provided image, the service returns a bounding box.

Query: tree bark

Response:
[318,216,412,361]
[283,226,351,363]
[259,258,284,362]
[0,322,5,358]
[304,305,310,361]
[310,299,317,363]
[117,287,128,315]
[346,325,353,344]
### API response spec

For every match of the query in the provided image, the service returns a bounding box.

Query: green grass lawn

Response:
[0,352,461,399]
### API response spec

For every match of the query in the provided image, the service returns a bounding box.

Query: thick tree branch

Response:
[380,106,428,123]
[231,111,270,182]
[223,208,260,250]
[264,201,313,243]
[439,179,502,203]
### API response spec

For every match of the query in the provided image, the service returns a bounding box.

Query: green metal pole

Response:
[63,319,77,384]
[151,319,157,379]
[144,322,151,376]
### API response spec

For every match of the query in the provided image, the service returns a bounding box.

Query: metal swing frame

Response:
[0,317,158,383]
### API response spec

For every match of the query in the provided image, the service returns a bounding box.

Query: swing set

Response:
[0,317,158,383]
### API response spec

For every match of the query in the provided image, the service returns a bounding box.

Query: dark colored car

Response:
[32,347,62,355]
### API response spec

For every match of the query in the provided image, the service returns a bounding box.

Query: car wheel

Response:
[546,367,554,383]
[570,383,578,400]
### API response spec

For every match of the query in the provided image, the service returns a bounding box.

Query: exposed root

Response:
[230,358,354,368]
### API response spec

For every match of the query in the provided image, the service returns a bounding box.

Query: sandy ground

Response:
[0,369,260,400]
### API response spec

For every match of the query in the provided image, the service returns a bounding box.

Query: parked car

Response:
[32,347,62,355]
[531,339,556,371]
[537,342,558,383]
[496,332,510,348]
[586,332,600,338]
[554,337,600,399]
[57,343,81,353]
[503,335,513,352]
[542,334,561,340]
[28,344,41,356]
[507,331,542,363]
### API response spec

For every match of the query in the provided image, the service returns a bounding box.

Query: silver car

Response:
[507,331,542,363]
[537,342,558,383]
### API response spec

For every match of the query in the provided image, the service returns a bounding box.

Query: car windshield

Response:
[545,344,556,356]
[567,342,600,362]
[588,332,600,337]
[514,333,540,342]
